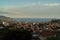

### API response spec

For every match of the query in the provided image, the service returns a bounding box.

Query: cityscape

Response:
[0,0,60,40]
[0,16,60,40]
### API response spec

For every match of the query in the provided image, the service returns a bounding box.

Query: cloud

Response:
[21,3,60,7]
[0,2,60,18]
[44,3,60,6]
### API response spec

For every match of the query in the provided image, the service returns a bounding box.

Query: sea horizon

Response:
[14,18,53,22]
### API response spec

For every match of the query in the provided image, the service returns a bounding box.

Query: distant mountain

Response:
[51,19,60,23]
[0,16,16,22]
[0,16,10,19]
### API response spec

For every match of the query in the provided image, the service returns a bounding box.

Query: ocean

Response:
[14,18,52,22]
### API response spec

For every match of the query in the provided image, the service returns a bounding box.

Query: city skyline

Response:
[0,0,60,18]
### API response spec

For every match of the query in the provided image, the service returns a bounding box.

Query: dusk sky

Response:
[0,0,60,18]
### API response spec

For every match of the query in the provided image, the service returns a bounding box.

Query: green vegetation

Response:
[56,31,60,40]
[45,37,56,40]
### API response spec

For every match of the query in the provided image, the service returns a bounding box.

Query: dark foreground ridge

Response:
[0,29,32,40]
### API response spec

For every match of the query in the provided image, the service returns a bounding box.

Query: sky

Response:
[0,0,60,18]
